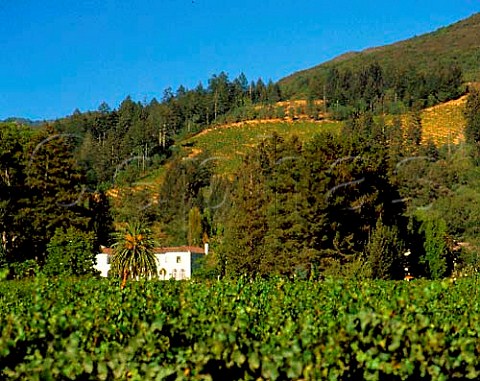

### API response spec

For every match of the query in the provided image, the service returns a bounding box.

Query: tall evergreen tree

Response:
[222,148,270,277]
[464,88,480,157]
[16,125,92,263]
[404,110,423,154]
[187,206,203,247]
[0,123,31,264]
[363,219,404,280]
[208,72,231,121]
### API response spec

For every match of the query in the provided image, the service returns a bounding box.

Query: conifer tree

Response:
[0,123,31,264]
[188,206,203,247]
[363,219,404,280]
[222,150,269,277]
[464,88,480,159]
[404,110,423,154]
[16,125,92,263]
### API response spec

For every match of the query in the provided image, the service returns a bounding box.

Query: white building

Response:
[95,245,208,280]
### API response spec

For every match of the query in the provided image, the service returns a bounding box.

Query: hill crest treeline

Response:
[280,12,480,97]
[2,14,480,280]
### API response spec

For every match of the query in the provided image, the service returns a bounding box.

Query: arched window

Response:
[173,269,178,280]
[180,269,186,280]
[159,268,167,280]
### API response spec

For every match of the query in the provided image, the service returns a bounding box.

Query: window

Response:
[180,269,186,280]
[107,256,111,264]
[173,269,178,280]
[159,268,167,280]
[176,256,181,263]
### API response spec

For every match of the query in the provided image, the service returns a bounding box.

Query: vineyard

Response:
[182,95,468,175]
[421,96,467,146]
[1,276,480,380]
[184,120,341,174]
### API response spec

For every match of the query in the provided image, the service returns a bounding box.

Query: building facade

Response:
[95,245,207,280]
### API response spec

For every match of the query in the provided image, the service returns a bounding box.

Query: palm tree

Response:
[111,222,157,288]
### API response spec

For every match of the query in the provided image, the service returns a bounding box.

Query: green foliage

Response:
[3,15,480,286]
[464,88,480,158]
[0,245,6,270]
[7,260,39,280]
[111,222,157,282]
[404,110,423,154]
[281,13,480,99]
[0,123,31,264]
[185,120,341,175]
[419,216,449,280]
[111,186,158,225]
[363,220,404,280]
[43,227,97,277]
[156,152,214,245]
[221,121,406,277]
[1,277,480,380]
[187,206,203,247]
[221,142,270,277]
[0,124,97,265]
[51,71,281,187]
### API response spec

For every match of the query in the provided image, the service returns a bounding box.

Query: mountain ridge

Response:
[280,12,480,97]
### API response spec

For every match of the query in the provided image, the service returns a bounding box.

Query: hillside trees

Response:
[0,123,31,265]
[215,109,479,279]
[51,72,281,187]
[464,88,480,157]
[323,61,464,118]
[391,138,480,278]
[14,126,93,263]
[43,227,97,277]
[208,72,231,121]
[0,123,111,275]
[220,118,407,278]
[404,110,423,154]
[156,152,215,246]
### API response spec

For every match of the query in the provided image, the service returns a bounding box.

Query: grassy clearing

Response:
[183,120,342,174]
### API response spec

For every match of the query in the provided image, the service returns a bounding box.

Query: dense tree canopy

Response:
[1,64,479,281]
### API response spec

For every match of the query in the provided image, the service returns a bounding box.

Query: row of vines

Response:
[1,276,479,380]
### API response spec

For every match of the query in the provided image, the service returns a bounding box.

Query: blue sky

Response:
[1,0,478,120]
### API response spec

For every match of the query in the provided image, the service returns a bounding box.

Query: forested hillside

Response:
[1,14,480,281]
[280,13,480,117]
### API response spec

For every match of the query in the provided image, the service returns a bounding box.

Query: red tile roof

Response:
[155,246,205,254]
[100,246,205,255]
[100,247,113,255]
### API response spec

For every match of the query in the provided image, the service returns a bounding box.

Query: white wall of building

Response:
[94,253,111,277]
[94,250,195,280]
[156,251,192,280]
